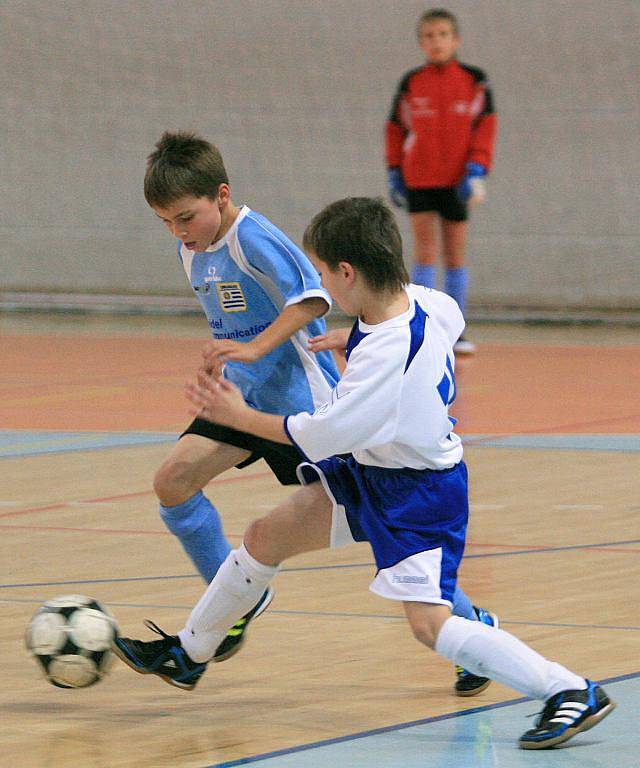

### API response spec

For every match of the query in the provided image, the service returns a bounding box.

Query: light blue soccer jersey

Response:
[178,206,339,415]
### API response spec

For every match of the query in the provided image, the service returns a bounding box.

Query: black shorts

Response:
[407,187,468,221]
[181,417,304,486]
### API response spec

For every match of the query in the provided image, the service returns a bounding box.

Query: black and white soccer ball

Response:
[25,594,119,689]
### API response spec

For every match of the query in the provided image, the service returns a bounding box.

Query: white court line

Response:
[553,504,604,510]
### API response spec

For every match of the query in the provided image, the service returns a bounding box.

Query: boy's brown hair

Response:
[144,131,229,208]
[303,197,409,293]
[417,8,460,36]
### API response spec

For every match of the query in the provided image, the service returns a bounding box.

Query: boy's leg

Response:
[179,480,333,662]
[409,211,439,288]
[442,219,475,354]
[450,586,499,696]
[441,219,469,314]
[154,434,250,583]
[113,481,333,687]
[405,602,615,748]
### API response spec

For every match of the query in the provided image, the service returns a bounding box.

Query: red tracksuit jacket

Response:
[385,58,497,189]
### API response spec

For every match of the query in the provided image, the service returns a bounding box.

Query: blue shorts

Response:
[298,456,468,605]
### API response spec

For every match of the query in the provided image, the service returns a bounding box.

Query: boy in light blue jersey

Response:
[144,133,492,678]
[115,198,615,750]
[144,131,339,661]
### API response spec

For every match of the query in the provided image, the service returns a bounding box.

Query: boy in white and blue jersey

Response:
[115,198,614,750]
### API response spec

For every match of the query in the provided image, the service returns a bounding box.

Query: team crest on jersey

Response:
[216,282,247,312]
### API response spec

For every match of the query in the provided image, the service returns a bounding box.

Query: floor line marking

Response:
[0,470,272,519]
[201,671,640,768]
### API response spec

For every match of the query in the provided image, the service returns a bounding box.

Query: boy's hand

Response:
[387,167,408,208]
[202,339,262,377]
[185,372,250,430]
[308,327,351,355]
[457,162,487,205]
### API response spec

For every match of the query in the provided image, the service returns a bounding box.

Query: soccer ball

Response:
[25,594,119,689]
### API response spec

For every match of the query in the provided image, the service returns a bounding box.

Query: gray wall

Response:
[2,0,639,309]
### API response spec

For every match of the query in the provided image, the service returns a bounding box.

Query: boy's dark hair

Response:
[303,197,409,293]
[417,8,460,36]
[144,131,229,208]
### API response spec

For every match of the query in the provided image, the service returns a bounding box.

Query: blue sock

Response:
[411,263,436,289]
[444,267,468,316]
[451,586,478,621]
[160,491,231,583]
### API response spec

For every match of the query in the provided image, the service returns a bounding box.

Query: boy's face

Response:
[152,191,228,252]
[418,19,459,64]
[309,252,355,315]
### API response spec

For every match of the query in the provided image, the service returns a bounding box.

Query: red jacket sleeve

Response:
[385,72,414,168]
[468,81,497,171]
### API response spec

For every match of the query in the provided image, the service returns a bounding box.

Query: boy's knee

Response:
[154,461,196,506]
[405,603,451,650]
[244,517,279,563]
[408,622,439,649]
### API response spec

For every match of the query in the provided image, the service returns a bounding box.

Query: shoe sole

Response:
[455,678,492,697]
[111,642,197,691]
[454,611,499,697]
[519,699,617,750]
[213,587,275,664]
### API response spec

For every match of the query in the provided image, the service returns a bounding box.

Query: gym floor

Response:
[1,313,638,767]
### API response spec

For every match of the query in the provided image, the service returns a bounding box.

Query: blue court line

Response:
[0,430,174,458]
[3,596,638,633]
[2,431,639,458]
[0,536,637,591]
[462,433,640,452]
[204,672,639,768]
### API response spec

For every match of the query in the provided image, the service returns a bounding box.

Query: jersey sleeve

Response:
[239,219,331,312]
[467,70,498,171]
[285,331,405,461]
[385,72,412,168]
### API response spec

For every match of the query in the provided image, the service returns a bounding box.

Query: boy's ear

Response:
[339,261,356,283]
[217,183,231,206]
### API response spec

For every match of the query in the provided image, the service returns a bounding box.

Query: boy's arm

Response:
[202,296,329,374]
[185,375,289,444]
[468,77,497,172]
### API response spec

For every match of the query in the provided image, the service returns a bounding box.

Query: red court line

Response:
[0,521,637,556]
[0,470,272,519]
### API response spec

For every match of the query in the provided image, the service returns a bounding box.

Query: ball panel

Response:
[48,654,99,688]
[26,611,68,655]
[25,594,119,689]
[70,608,117,652]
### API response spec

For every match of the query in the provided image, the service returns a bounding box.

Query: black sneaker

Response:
[213,587,274,663]
[454,606,499,696]
[112,620,207,690]
[519,680,616,749]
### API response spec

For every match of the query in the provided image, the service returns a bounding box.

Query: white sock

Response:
[178,544,278,662]
[435,616,586,701]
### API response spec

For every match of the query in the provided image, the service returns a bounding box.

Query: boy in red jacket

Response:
[385,8,497,354]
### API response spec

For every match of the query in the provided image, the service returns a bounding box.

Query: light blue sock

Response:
[160,491,231,583]
[444,267,469,316]
[451,586,478,621]
[411,263,436,289]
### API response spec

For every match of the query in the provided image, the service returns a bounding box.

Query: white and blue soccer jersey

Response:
[286,285,467,605]
[285,284,464,470]
[178,206,339,415]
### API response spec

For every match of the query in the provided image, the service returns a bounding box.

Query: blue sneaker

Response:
[112,620,207,690]
[519,680,616,749]
[454,606,499,696]
[213,587,274,663]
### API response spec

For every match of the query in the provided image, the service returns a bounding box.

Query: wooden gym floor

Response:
[1,313,638,767]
